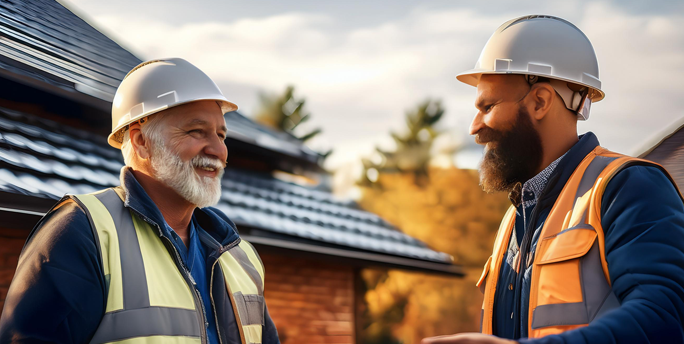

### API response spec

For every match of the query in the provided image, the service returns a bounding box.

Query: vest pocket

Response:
[535,226,597,305]
[531,225,598,329]
[537,225,597,265]
[234,292,265,326]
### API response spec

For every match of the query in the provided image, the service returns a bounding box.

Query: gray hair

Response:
[120,113,168,166]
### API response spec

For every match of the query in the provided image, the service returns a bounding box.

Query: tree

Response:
[254,85,320,139]
[254,85,331,159]
[357,168,510,344]
[361,99,451,187]
[355,99,508,342]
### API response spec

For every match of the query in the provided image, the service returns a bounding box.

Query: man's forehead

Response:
[163,101,226,126]
[182,116,227,130]
[476,74,526,100]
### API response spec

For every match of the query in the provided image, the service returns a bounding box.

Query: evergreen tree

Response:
[254,85,331,159]
[361,99,447,186]
[255,86,316,141]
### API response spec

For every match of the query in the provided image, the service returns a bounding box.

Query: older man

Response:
[423,15,684,344]
[0,58,280,344]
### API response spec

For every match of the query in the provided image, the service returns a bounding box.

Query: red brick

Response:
[0,228,29,239]
[323,336,354,343]
[3,255,18,269]
[0,239,24,254]
[263,253,355,344]
[0,270,15,286]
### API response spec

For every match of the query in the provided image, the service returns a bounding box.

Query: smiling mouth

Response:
[197,166,217,172]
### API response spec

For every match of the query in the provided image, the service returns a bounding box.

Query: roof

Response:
[224,111,322,164]
[0,0,141,102]
[0,1,322,164]
[0,107,458,274]
[635,114,684,158]
[0,0,457,274]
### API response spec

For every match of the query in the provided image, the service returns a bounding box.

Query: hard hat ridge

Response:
[500,15,582,35]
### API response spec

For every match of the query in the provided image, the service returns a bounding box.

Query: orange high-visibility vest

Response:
[477,146,681,338]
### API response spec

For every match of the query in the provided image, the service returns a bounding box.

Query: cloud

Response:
[90,3,684,171]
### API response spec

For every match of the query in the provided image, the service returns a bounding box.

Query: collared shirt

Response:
[494,152,567,338]
[518,153,566,243]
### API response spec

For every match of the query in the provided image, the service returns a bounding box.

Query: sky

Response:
[63,0,684,177]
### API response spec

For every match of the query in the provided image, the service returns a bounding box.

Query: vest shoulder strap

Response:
[478,205,516,334]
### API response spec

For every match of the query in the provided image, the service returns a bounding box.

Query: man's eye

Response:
[188,129,203,135]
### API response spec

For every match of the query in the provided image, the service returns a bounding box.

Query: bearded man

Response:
[0,58,280,344]
[423,16,684,344]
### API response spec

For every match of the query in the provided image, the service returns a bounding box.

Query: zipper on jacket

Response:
[204,233,242,344]
[160,234,209,344]
[202,231,229,344]
[209,258,224,344]
[207,237,245,344]
[513,205,537,338]
[512,173,558,339]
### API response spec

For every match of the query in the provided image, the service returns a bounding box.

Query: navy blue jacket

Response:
[0,168,280,344]
[492,132,684,343]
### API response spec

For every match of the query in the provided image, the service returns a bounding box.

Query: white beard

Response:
[149,141,225,208]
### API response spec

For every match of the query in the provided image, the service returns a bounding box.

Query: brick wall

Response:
[261,253,356,344]
[0,228,26,312]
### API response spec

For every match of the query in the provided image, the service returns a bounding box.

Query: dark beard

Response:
[478,106,543,194]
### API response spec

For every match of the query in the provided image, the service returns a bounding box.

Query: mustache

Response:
[474,127,506,145]
[191,155,226,170]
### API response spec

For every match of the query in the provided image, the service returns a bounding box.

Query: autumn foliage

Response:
[357,167,510,344]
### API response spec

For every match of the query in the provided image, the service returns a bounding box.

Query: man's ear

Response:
[129,123,151,160]
[528,83,555,121]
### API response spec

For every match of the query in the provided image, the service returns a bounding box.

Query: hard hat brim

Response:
[456,69,605,102]
[107,98,238,149]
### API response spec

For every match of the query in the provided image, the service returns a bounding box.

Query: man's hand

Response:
[421,333,517,344]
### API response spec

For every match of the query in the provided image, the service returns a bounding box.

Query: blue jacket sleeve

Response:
[519,165,684,344]
[0,199,105,344]
[263,303,281,344]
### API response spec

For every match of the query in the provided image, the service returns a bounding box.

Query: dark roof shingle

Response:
[0,107,452,264]
[0,0,141,100]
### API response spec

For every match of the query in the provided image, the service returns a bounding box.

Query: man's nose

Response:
[204,133,228,164]
[469,111,485,136]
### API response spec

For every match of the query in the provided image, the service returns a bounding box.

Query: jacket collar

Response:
[118,167,240,246]
[539,131,600,205]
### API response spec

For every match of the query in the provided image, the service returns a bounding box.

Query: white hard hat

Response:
[457,15,602,120]
[108,58,237,148]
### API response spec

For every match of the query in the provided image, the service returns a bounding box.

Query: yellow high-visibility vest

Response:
[477,147,681,338]
[73,187,265,344]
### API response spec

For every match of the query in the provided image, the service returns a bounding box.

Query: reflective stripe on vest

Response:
[478,147,682,338]
[221,241,266,344]
[73,188,265,344]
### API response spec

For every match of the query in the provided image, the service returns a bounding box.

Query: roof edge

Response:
[242,234,463,276]
[56,0,146,62]
[635,114,684,158]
